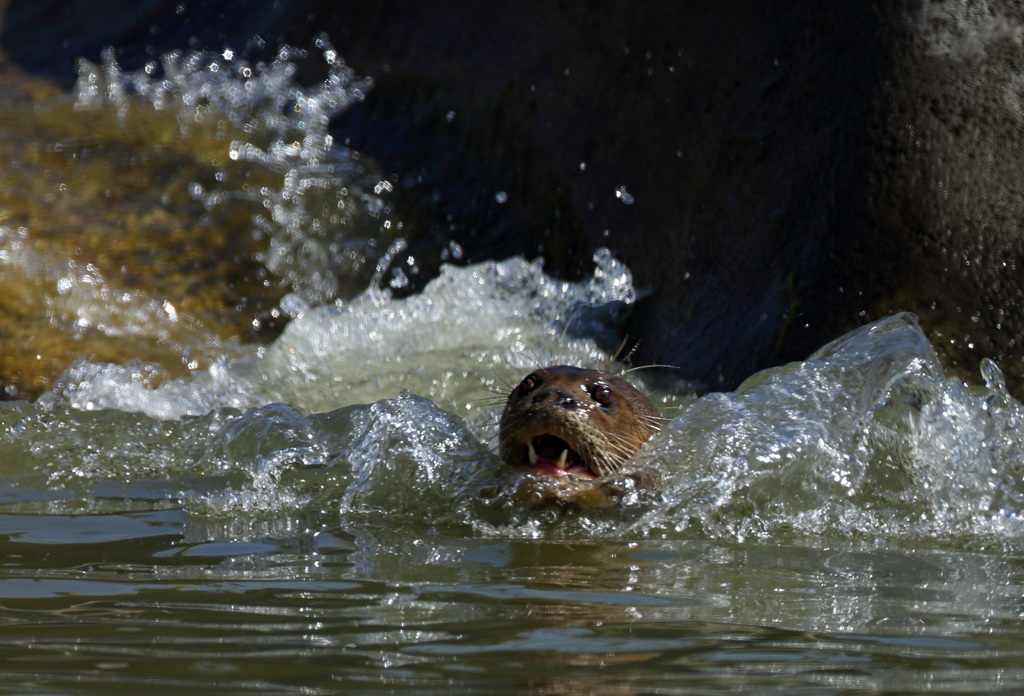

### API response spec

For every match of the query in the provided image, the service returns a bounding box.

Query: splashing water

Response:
[74,37,392,309]
[12,248,639,534]
[616,313,1024,548]
[5,38,1023,558]
[14,261,1024,556]
[3,31,1024,694]
[40,248,638,420]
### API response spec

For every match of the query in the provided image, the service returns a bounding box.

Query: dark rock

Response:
[3,0,1023,394]
[810,2,1024,390]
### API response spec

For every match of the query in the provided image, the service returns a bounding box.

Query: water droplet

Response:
[162,301,178,321]
[980,358,1007,395]
[389,267,409,289]
[279,293,310,318]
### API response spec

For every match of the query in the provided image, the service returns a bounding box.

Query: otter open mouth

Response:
[526,434,592,477]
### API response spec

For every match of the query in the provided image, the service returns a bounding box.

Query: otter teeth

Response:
[526,440,571,470]
[555,449,569,470]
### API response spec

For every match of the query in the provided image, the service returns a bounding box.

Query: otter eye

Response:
[591,383,614,406]
[518,374,539,394]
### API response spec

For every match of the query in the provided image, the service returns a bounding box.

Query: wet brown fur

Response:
[498,365,661,478]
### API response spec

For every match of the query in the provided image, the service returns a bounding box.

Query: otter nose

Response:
[531,389,579,409]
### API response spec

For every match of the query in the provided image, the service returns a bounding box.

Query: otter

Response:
[498,366,661,479]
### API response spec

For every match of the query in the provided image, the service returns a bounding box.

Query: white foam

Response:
[42,249,637,420]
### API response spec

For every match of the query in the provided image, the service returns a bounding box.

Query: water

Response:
[0,43,1022,694]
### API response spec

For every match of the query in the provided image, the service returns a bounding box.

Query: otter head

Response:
[498,366,661,478]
